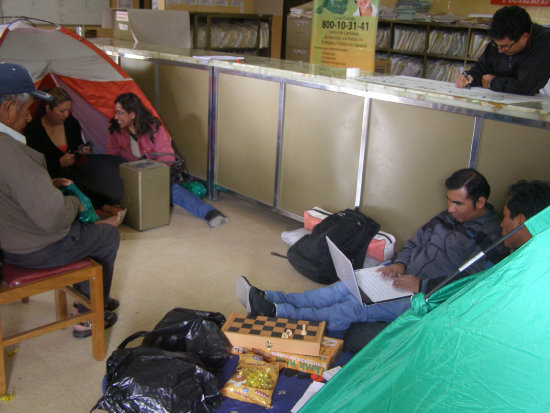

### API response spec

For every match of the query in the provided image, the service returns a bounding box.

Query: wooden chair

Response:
[0,258,106,395]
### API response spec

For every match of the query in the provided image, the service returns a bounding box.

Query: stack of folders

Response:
[390,55,424,77]
[376,27,391,49]
[428,30,466,57]
[469,33,491,60]
[393,27,427,53]
[426,60,465,82]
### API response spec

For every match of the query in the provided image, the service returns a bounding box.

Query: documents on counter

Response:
[358,75,550,105]
[192,55,245,62]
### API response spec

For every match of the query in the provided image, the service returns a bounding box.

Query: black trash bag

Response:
[92,347,223,413]
[343,321,389,353]
[138,308,230,372]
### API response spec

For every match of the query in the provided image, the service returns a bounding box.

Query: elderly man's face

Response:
[2,97,34,132]
[12,99,34,132]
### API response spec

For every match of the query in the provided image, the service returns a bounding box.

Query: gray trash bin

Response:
[119,160,170,231]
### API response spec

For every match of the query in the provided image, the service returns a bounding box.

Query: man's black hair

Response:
[445,168,490,204]
[506,180,550,219]
[489,6,532,42]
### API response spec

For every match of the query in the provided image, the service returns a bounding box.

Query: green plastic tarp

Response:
[301,206,550,412]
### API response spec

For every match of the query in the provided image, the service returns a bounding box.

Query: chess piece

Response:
[301,324,307,335]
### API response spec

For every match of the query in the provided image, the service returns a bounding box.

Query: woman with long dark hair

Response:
[107,92,227,227]
[25,86,126,226]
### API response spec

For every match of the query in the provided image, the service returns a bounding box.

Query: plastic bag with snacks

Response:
[220,353,280,408]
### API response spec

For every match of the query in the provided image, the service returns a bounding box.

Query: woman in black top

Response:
[24,88,89,175]
[25,87,125,223]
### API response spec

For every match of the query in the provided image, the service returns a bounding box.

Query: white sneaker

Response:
[206,210,228,228]
[236,276,252,313]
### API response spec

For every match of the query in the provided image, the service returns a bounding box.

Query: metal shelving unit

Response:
[190,12,272,57]
[377,19,490,78]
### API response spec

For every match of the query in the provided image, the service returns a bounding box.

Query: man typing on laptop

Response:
[236,169,505,331]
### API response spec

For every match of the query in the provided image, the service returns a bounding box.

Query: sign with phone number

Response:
[490,0,550,5]
[310,0,380,72]
[321,20,370,31]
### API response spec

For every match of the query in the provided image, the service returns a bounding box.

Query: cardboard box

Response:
[222,313,326,357]
[286,16,312,49]
[285,46,310,62]
[231,336,344,375]
[374,58,389,74]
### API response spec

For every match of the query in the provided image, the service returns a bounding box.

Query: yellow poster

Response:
[310,0,379,71]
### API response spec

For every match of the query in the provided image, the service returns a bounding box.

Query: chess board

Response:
[221,313,326,356]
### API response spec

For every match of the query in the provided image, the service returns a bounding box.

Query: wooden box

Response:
[231,336,344,375]
[222,313,326,356]
[375,58,389,74]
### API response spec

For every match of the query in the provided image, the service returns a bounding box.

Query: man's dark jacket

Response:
[466,24,550,95]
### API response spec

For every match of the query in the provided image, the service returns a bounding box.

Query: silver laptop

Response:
[327,236,413,305]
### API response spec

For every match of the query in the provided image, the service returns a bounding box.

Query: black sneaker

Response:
[104,297,120,312]
[236,276,268,313]
[72,310,118,339]
[205,209,228,228]
[249,287,276,317]
[73,297,119,312]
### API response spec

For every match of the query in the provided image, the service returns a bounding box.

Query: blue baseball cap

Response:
[0,62,52,101]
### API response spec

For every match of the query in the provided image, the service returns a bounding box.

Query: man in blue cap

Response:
[0,63,119,338]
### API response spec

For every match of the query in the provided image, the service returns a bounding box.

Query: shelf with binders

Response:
[425,59,465,82]
[191,13,272,57]
[375,19,490,79]
[392,23,428,54]
[468,29,491,61]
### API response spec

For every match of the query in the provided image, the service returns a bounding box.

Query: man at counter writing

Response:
[455,6,550,96]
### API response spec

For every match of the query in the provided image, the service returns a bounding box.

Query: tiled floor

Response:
[1,193,320,412]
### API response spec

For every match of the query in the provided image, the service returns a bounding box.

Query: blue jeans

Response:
[266,281,412,331]
[171,183,214,220]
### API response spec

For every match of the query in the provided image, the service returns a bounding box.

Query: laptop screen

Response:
[327,236,364,304]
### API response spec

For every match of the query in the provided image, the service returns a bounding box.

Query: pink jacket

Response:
[106,125,175,163]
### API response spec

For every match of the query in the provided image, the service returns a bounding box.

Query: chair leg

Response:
[0,316,7,396]
[55,289,68,321]
[89,266,105,361]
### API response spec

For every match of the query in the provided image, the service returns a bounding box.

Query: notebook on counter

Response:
[327,237,413,305]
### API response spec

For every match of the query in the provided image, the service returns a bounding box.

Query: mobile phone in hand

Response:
[70,143,91,154]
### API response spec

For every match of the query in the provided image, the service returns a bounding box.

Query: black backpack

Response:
[287,209,380,284]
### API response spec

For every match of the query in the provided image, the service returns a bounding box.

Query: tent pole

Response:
[424,224,525,301]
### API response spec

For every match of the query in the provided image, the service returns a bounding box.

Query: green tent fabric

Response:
[301,206,550,412]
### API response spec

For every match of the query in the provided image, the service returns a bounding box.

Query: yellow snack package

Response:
[220,353,280,407]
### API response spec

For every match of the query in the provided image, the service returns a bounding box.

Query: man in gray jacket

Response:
[0,63,119,338]
[237,168,506,331]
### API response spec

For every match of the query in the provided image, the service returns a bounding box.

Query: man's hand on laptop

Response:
[378,263,405,280]
[392,274,420,293]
